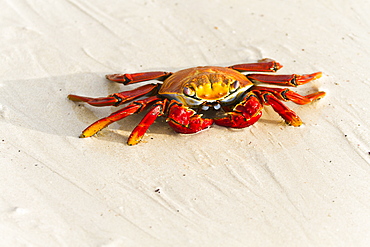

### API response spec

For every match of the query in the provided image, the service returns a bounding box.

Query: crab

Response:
[68,58,325,145]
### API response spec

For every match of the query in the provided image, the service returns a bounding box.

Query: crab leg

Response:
[127,100,167,145]
[68,84,160,107]
[228,58,283,72]
[252,86,326,105]
[106,71,172,85]
[259,92,303,126]
[246,72,322,87]
[252,86,325,126]
[214,93,263,128]
[166,101,213,134]
[79,96,161,138]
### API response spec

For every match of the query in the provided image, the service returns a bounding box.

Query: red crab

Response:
[68,58,325,145]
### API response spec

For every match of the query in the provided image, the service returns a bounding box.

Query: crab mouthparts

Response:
[200,102,221,111]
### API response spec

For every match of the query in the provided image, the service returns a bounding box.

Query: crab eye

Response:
[229,80,240,92]
[183,86,196,97]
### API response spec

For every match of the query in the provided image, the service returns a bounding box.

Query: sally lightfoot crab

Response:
[68,58,325,145]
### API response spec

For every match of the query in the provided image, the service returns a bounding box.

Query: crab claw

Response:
[215,94,263,128]
[166,103,213,134]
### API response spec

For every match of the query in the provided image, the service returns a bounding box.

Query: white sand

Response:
[1,0,369,246]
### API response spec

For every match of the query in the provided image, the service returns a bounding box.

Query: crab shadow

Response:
[1,72,302,145]
[0,73,177,142]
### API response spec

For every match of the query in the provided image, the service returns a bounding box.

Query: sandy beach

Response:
[1,0,369,246]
